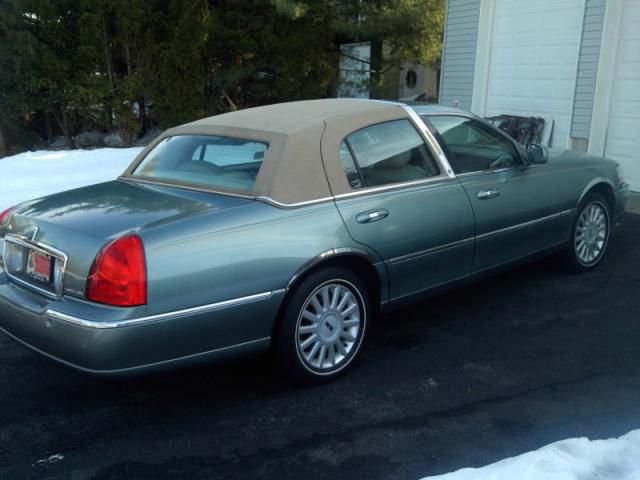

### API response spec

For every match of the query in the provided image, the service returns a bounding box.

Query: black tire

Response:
[274,266,370,384]
[565,192,611,272]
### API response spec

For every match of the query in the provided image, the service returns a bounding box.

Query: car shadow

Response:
[2,214,638,480]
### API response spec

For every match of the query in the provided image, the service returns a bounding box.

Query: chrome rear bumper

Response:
[0,273,283,374]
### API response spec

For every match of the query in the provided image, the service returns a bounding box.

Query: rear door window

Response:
[341,119,440,188]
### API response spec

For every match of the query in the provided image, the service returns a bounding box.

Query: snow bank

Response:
[421,430,640,480]
[0,148,142,211]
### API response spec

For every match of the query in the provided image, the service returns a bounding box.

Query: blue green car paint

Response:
[0,100,630,378]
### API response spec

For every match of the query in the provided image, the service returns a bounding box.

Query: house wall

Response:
[440,0,607,147]
[570,0,607,141]
[438,0,481,110]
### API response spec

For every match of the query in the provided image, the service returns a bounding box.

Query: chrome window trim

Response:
[476,209,574,241]
[3,234,68,298]
[46,289,285,329]
[259,171,459,207]
[257,175,458,206]
[333,175,458,201]
[402,105,456,178]
[120,177,257,200]
[124,177,334,209]
[455,164,543,179]
[256,196,334,209]
[420,111,477,120]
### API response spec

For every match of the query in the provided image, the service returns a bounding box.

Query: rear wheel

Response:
[565,192,611,272]
[274,267,370,384]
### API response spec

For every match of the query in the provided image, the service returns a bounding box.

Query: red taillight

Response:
[86,235,147,307]
[0,207,14,228]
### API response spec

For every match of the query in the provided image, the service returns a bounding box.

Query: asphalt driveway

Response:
[1,213,639,480]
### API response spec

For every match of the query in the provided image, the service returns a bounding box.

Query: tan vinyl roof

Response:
[184,99,403,134]
[126,99,412,205]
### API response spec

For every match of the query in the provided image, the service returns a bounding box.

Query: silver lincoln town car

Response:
[0,99,630,383]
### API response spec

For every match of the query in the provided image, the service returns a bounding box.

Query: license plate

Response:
[26,250,52,283]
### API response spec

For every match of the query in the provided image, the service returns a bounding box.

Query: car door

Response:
[423,114,568,273]
[323,116,475,301]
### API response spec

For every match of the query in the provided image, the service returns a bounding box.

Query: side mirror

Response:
[526,143,548,164]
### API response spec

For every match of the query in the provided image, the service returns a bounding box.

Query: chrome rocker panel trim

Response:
[46,289,285,329]
[476,209,574,241]
[389,237,475,265]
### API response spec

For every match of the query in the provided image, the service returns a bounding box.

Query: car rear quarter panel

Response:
[140,200,381,317]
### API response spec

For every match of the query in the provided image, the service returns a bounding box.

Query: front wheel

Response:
[565,192,611,272]
[274,267,370,384]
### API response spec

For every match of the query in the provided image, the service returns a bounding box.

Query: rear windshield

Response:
[131,135,268,192]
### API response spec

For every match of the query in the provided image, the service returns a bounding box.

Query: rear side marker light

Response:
[0,207,14,228]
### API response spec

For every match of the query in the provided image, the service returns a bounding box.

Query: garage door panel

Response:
[605,0,640,192]
[485,0,585,149]
[617,43,640,66]
[609,116,640,140]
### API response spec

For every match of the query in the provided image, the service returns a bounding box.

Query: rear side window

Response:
[133,135,267,192]
[341,119,440,188]
[339,142,363,189]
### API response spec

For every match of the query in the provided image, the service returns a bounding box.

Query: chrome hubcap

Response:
[575,203,608,265]
[296,282,362,371]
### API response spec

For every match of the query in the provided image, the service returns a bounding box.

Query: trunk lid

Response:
[4,179,251,299]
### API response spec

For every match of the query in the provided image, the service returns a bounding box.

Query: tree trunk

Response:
[138,96,146,135]
[51,108,76,149]
[62,111,75,149]
[0,118,7,158]
[44,109,54,144]
[124,41,132,77]
[369,39,384,99]
[102,14,115,95]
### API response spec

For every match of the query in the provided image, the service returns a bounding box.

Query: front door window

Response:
[426,116,522,174]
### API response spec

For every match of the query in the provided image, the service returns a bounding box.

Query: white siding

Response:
[439,0,481,110]
[571,0,606,139]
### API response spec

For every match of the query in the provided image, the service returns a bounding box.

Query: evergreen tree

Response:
[0,0,445,154]
[153,0,210,126]
[335,0,445,98]
[18,0,105,147]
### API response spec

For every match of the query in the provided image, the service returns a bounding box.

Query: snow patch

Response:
[36,453,64,464]
[420,430,640,480]
[0,148,142,211]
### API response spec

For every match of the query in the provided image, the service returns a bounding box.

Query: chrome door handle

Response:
[356,209,389,224]
[477,189,500,200]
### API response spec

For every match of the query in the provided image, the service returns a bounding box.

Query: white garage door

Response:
[605,0,640,192]
[485,0,585,148]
